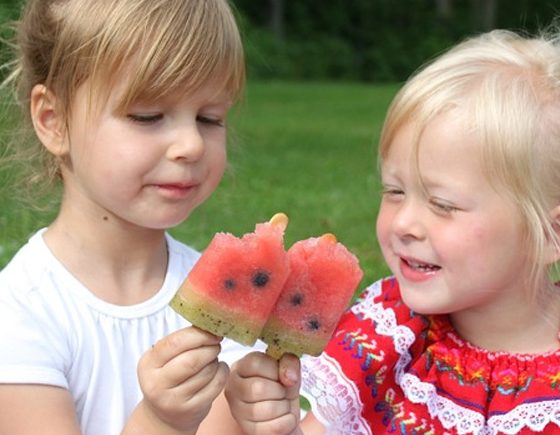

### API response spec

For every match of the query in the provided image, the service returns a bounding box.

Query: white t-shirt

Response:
[0,229,261,434]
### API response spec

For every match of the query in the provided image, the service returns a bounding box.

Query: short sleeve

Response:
[0,279,71,388]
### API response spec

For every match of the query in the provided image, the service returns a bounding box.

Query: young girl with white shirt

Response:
[0,1,256,434]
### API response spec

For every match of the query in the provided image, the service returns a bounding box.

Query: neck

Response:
[44,200,170,305]
[450,286,560,354]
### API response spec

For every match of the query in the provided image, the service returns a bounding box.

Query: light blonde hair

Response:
[378,29,560,297]
[3,0,244,193]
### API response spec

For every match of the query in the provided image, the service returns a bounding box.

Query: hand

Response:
[225,352,302,435]
[136,326,229,434]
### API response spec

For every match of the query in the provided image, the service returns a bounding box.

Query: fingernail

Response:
[285,368,298,384]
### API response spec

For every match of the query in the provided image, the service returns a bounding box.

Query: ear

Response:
[30,84,68,156]
[545,205,560,265]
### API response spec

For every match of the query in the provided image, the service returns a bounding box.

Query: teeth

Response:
[407,260,439,271]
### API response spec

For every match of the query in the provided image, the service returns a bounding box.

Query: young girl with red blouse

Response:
[224,28,560,435]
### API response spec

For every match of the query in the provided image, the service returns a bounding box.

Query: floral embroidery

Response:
[375,388,438,434]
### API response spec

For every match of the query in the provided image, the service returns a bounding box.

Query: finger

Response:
[234,397,294,423]
[278,353,301,390]
[170,358,223,397]
[227,394,298,435]
[160,344,222,387]
[239,412,299,435]
[228,371,289,403]
[232,351,281,382]
[150,326,222,367]
[179,361,229,409]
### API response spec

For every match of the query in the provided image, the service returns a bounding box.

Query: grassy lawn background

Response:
[0,81,397,287]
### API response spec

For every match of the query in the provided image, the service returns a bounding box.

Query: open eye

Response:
[127,113,163,124]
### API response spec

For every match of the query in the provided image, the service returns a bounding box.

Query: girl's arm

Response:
[0,384,81,434]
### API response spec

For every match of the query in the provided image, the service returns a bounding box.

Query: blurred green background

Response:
[0,1,558,288]
[235,0,558,83]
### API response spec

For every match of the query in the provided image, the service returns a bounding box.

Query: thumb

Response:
[279,353,303,430]
[278,353,301,391]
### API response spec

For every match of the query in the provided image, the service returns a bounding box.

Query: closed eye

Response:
[127,113,163,124]
[197,115,225,127]
[381,186,405,198]
[429,198,460,214]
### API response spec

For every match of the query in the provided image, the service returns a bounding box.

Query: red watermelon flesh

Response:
[260,234,363,358]
[170,214,290,346]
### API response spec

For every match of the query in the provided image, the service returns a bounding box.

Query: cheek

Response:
[212,146,227,179]
[440,222,509,273]
[375,205,393,246]
[469,220,516,251]
[201,145,227,196]
[438,223,486,254]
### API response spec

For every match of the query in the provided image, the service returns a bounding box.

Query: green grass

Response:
[0,81,398,286]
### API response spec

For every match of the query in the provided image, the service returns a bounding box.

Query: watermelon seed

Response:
[252,271,270,288]
[224,279,236,290]
[307,318,320,331]
[290,293,304,306]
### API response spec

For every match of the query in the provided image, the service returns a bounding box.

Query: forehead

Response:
[79,67,234,116]
[382,113,487,186]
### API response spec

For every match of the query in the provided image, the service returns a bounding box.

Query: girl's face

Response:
[60,80,231,230]
[376,112,529,319]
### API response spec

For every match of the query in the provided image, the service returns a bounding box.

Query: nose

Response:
[166,123,205,162]
[391,199,425,241]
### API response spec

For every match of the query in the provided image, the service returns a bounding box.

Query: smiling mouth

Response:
[402,258,441,273]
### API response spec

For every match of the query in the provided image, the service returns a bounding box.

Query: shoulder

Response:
[0,229,60,304]
[1,229,45,276]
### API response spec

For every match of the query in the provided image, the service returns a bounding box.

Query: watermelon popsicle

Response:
[170,213,290,346]
[260,234,363,359]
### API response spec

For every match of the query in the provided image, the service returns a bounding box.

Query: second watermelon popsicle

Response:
[260,234,363,359]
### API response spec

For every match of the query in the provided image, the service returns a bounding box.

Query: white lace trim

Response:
[487,399,560,434]
[301,353,371,435]
[400,372,486,434]
[350,278,560,434]
[401,371,560,435]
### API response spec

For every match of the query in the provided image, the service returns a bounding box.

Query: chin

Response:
[139,216,190,231]
[159,209,196,228]
[398,286,443,315]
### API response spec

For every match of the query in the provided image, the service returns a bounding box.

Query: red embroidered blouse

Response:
[301,277,560,434]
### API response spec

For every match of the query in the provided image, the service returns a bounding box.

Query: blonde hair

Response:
[3,0,244,192]
[378,29,560,296]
